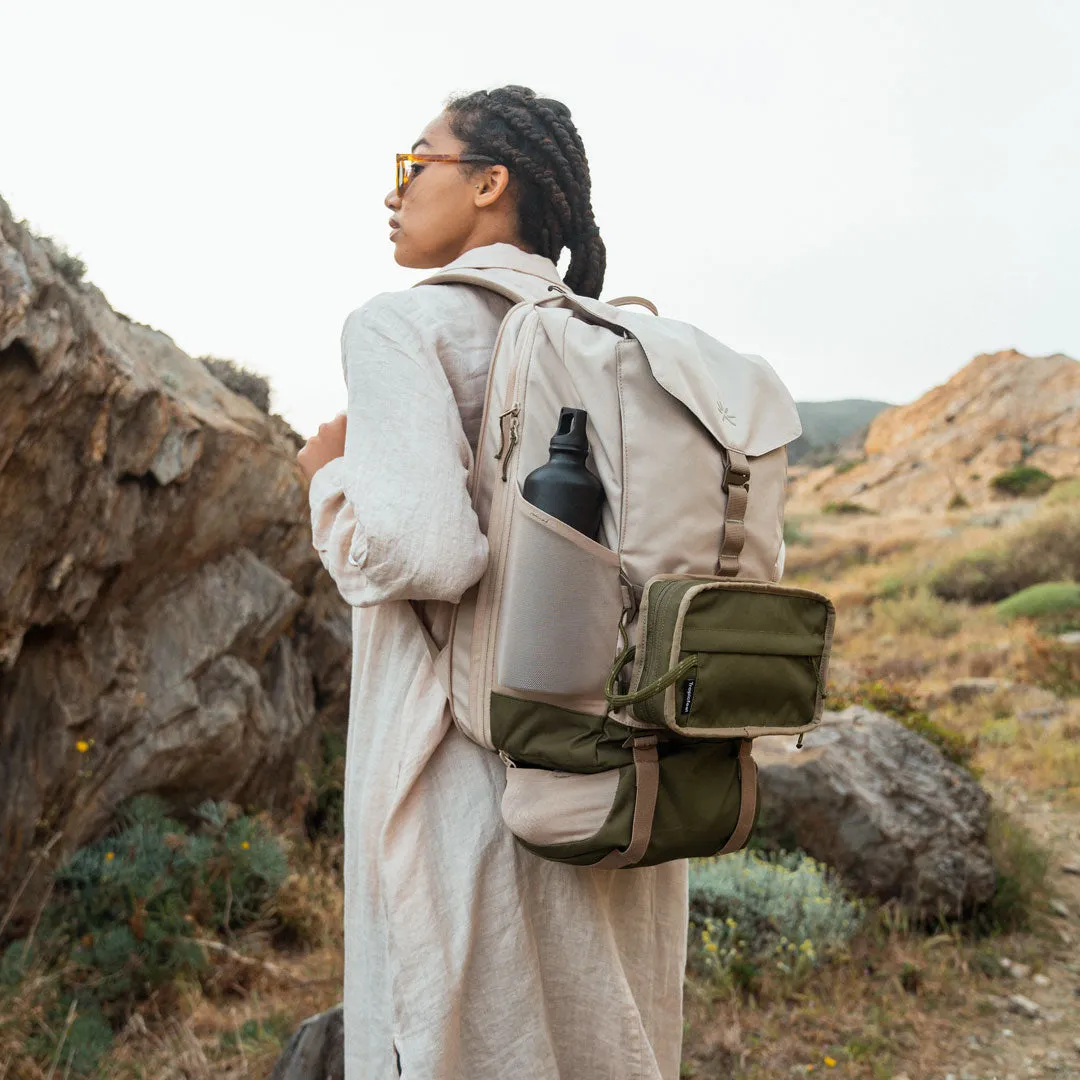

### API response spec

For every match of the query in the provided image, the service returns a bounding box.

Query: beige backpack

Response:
[412,266,835,868]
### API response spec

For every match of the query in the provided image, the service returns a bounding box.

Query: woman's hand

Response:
[297,412,347,482]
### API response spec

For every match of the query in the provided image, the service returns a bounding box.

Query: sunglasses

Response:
[395,153,499,199]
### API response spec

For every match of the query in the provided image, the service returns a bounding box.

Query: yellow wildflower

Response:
[104,851,114,861]
[725,917,736,929]
[824,1057,837,1068]
[704,942,718,953]
[76,740,90,753]
[241,841,250,850]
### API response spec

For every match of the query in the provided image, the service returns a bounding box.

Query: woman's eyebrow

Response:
[410,138,432,152]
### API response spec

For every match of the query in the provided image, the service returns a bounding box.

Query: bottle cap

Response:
[549,407,589,454]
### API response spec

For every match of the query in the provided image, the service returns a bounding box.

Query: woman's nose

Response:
[385,188,402,211]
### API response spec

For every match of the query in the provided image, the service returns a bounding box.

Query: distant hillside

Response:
[790,350,1080,513]
[789,399,892,465]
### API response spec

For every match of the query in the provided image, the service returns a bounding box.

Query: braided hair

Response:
[444,85,606,298]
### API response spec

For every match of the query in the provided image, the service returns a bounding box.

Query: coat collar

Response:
[440,242,563,286]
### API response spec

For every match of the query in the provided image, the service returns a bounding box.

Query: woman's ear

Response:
[474,165,511,208]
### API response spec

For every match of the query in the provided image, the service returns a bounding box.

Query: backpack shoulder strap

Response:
[414,266,555,306]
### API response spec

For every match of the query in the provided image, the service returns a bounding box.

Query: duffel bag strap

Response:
[715,739,758,855]
[592,735,661,869]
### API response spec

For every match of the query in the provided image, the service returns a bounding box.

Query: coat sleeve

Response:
[308,292,489,607]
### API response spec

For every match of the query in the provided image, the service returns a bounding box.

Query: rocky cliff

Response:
[0,197,351,924]
[791,350,1080,512]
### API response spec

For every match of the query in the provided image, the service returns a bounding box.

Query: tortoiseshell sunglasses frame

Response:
[395,153,499,198]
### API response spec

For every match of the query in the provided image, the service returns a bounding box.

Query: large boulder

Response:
[753,706,996,919]
[269,1005,345,1080]
[0,196,351,924]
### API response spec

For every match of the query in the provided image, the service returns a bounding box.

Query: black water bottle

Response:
[523,407,606,541]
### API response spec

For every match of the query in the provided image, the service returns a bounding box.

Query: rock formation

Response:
[0,196,351,925]
[754,707,997,919]
[791,350,1080,512]
[269,1005,345,1080]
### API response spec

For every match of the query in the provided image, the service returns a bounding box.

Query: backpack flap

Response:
[607,575,835,739]
[568,296,803,457]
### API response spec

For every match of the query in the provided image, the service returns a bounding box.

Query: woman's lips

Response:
[389,217,401,237]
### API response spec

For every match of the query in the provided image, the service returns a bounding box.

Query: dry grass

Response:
[681,903,1046,1079]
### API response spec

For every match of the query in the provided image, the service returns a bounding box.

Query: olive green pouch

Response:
[606,575,835,739]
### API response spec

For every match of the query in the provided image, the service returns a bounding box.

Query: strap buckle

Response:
[722,461,751,493]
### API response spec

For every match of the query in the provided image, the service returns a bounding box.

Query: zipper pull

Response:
[796,732,805,750]
[494,404,520,462]
[498,749,517,768]
[500,417,519,482]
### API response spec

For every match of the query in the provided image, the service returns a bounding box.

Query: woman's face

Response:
[385,113,512,268]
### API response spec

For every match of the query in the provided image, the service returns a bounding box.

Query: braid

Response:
[445,85,607,298]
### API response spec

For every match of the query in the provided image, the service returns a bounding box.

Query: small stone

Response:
[1061,862,1080,877]
[1017,706,1065,724]
[1073,1036,1080,1053]
[1049,899,1070,918]
[1057,631,1080,646]
[1008,962,1033,979]
[948,677,1002,703]
[1008,994,1041,1018]
[1033,973,1051,987]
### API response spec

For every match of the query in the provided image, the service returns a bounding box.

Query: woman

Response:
[297,85,688,1080]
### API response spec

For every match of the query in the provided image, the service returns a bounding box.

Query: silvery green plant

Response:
[688,850,865,982]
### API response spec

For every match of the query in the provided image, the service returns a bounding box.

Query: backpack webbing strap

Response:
[715,740,757,855]
[716,449,751,577]
[592,735,660,869]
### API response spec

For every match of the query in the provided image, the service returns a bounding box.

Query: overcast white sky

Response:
[4,0,1078,439]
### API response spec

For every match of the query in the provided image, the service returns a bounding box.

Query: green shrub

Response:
[199,355,273,414]
[1,796,288,1077]
[783,516,810,547]
[995,582,1080,631]
[990,465,1054,497]
[1021,632,1080,697]
[834,459,862,475]
[874,586,963,638]
[39,233,88,285]
[947,492,970,510]
[822,501,874,515]
[1046,477,1080,505]
[875,575,910,601]
[688,851,865,987]
[969,808,1051,935]
[931,505,1080,603]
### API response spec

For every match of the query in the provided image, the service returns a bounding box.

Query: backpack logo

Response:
[716,401,737,425]
[679,677,697,715]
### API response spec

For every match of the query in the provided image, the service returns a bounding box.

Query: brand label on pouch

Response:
[680,677,697,716]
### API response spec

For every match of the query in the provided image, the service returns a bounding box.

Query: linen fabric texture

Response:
[308,244,688,1080]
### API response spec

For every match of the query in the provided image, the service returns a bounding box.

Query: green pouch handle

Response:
[604,644,699,709]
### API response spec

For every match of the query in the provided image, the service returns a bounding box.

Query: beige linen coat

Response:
[309,244,688,1080]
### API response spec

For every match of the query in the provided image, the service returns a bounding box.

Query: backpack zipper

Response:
[479,315,541,748]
